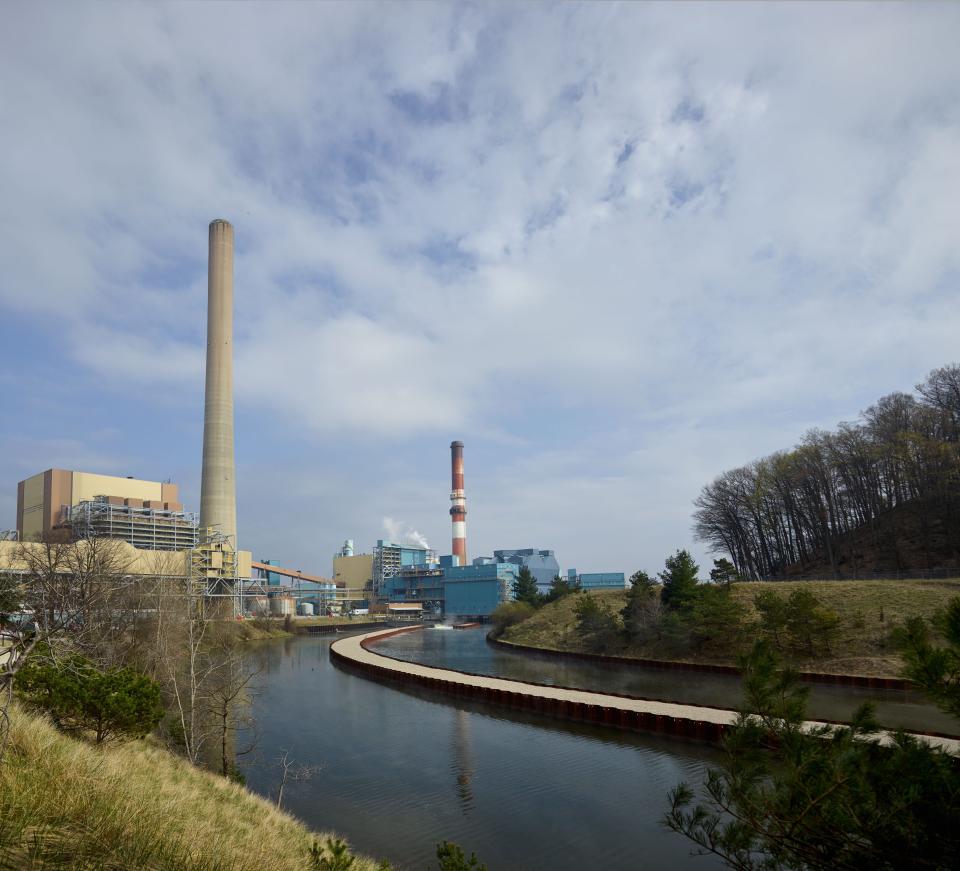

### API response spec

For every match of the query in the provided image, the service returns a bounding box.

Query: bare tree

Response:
[694,364,960,579]
[153,577,218,765]
[205,633,261,777]
[0,532,132,757]
[274,748,322,810]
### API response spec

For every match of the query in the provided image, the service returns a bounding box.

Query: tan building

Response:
[333,553,374,594]
[17,469,183,541]
[0,538,252,581]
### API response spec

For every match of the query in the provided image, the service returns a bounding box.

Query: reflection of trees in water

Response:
[451,708,475,814]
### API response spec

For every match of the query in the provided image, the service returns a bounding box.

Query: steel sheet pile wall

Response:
[330,627,729,744]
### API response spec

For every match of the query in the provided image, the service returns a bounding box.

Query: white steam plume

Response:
[382,516,430,550]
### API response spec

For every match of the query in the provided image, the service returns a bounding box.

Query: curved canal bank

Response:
[489,634,911,689]
[238,633,724,870]
[378,623,958,735]
[332,627,960,749]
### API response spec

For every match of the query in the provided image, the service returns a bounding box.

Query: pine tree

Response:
[511,566,540,607]
[709,558,739,586]
[666,637,960,869]
[658,550,700,612]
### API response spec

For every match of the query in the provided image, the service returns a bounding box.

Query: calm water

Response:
[375,626,957,735]
[239,634,721,870]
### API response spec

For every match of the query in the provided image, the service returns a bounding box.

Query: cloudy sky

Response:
[1,2,958,577]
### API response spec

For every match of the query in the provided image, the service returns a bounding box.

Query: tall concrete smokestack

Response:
[450,441,467,566]
[200,219,237,546]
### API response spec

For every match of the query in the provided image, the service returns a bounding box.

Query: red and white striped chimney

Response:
[450,441,467,567]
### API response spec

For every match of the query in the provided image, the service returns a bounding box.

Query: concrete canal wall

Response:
[330,626,960,752]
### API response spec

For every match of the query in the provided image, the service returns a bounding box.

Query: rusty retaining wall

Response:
[328,626,730,744]
[487,634,912,691]
[331,627,960,749]
[305,622,391,635]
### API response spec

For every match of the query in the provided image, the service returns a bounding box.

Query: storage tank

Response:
[298,602,315,616]
[269,596,295,616]
[247,596,269,616]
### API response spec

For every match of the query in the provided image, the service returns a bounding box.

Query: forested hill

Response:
[694,365,960,580]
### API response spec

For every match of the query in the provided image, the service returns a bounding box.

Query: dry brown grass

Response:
[501,580,960,678]
[0,703,380,870]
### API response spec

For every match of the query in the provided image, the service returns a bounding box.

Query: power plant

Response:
[2,220,626,623]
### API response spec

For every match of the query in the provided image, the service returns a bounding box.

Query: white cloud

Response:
[2,2,959,572]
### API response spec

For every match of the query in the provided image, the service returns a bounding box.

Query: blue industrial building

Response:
[567,569,627,590]
[382,565,444,611]
[373,539,436,601]
[261,559,283,586]
[376,554,518,619]
[493,548,560,594]
[443,562,519,618]
[371,538,621,618]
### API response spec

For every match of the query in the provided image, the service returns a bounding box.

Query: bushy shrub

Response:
[689,586,748,652]
[17,653,164,744]
[573,595,619,651]
[309,837,356,870]
[436,841,486,871]
[490,601,535,636]
[541,575,576,604]
[753,588,839,657]
[621,570,662,644]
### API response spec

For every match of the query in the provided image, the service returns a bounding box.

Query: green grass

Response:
[500,579,960,678]
[0,703,380,871]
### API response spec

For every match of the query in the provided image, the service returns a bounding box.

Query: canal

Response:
[239,633,722,870]
[374,626,956,735]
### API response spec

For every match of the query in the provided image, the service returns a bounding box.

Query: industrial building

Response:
[247,559,344,616]
[372,539,436,600]
[16,469,189,545]
[333,539,375,594]
[568,569,627,590]
[252,559,338,614]
[0,536,253,585]
[493,549,560,593]
[382,563,444,613]
[66,498,199,551]
[443,562,518,617]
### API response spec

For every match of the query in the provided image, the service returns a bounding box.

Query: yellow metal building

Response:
[333,553,374,596]
[17,469,183,541]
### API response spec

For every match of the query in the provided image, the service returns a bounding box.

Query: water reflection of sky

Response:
[239,636,722,870]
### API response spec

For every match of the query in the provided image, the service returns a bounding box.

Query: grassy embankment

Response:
[0,702,379,871]
[499,579,960,678]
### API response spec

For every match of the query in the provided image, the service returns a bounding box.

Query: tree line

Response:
[693,364,960,579]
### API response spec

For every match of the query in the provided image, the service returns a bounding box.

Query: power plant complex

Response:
[1,219,625,621]
[335,439,626,618]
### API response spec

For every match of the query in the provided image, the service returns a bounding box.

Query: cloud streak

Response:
[1,2,959,575]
